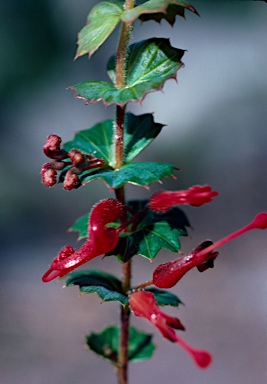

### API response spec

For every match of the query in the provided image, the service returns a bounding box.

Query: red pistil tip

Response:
[250,212,267,230]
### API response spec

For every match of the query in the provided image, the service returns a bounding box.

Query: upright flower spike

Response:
[42,199,124,282]
[130,291,212,369]
[149,185,218,213]
[153,212,267,288]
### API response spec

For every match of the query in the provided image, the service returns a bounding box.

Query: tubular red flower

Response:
[153,212,267,288]
[149,185,218,213]
[130,291,212,369]
[42,199,124,282]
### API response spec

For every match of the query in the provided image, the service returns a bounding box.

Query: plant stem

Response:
[115,2,135,383]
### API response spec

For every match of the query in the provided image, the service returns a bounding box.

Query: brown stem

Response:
[114,3,135,383]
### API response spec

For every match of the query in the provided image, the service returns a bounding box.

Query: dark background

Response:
[1,1,267,383]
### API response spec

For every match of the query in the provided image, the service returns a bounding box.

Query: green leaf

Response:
[136,221,183,260]
[124,113,164,163]
[69,213,89,240]
[86,325,155,364]
[64,119,115,166]
[79,162,178,188]
[65,270,128,305]
[109,206,190,261]
[69,38,185,106]
[128,326,155,362]
[122,0,199,25]
[63,113,163,167]
[146,287,183,307]
[75,1,124,59]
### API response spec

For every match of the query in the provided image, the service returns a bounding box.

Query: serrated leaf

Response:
[122,0,199,25]
[69,213,89,240]
[109,207,190,262]
[137,221,182,260]
[65,270,128,305]
[86,325,155,363]
[64,119,115,166]
[124,113,164,162]
[75,1,124,59]
[145,287,183,307]
[69,38,184,106]
[79,162,178,188]
[63,113,163,167]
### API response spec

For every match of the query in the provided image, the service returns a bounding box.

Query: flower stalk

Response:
[115,2,135,382]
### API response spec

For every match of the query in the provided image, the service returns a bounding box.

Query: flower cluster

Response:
[153,212,267,288]
[149,185,218,213]
[130,291,212,368]
[42,199,124,282]
[41,135,105,190]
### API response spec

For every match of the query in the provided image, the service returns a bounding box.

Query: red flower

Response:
[130,291,212,369]
[149,185,218,213]
[42,199,123,282]
[153,212,267,288]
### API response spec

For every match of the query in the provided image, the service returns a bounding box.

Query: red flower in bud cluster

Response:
[130,291,212,368]
[42,199,123,282]
[149,185,218,213]
[41,135,105,190]
[153,212,267,288]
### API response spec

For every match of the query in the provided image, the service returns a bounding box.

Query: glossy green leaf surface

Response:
[124,113,164,162]
[79,162,178,188]
[109,206,190,261]
[65,270,128,305]
[64,119,114,166]
[69,213,89,240]
[70,38,184,106]
[122,0,199,25]
[63,113,163,167]
[145,287,183,307]
[75,1,124,59]
[86,325,155,363]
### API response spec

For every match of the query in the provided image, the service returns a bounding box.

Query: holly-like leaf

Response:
[69,38,184,106]
[75,1,124,59]
[122,0,199,26]
[145,287,183,307]
[86,325,155,363]
[65,270,128,305]
[64,119,115,166]
[69,213,89,240]
[135,221,183,260]
[109,206,190,262]
[63,113,163,167]
[124,113,164,162]
[79,162,178,189]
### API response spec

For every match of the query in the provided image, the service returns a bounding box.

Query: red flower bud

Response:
[130,291,212,369]
[63,169,81,190]
[149,185,218,213]
[153,212,267,288]
[43,135,68,160]
[41,164,57,187]
[42,199,124,282]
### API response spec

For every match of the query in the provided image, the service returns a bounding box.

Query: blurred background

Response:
[1,1,267,383]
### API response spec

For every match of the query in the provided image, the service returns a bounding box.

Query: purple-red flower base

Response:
[153,212,267,288]
[130,291,212,369]
[149,185,218,213]
[42,199,123,282]
[41,135,105,190]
